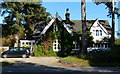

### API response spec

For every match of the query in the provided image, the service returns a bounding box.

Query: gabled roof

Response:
[71,20,111,34]
[34,13,74,37]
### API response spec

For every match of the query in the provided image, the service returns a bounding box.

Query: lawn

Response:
[60,56,90,67]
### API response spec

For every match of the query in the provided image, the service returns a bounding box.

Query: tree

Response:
[0,2,50,47]
[81,0,87,54]
[94,0,120,47]
[21,2,50,39]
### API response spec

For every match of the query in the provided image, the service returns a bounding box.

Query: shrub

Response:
[33,45,44,56]
[33,45,57,57]
[115,38,120,45]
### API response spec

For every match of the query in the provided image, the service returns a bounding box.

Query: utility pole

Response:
[81,0,87,54]
[111,0,115,46]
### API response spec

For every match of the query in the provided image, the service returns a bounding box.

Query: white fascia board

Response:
[40,17,56,35]
[56,14,63,21]
[97,21,109,35]
[63,23,73,34]
[40,13,73,35]
[40,14,62,35]
[55,14,73,34]
[54,13,73,34]
[92,20,109,35]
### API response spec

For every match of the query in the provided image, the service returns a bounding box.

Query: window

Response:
[96,30,99,36]
[72,41,80,50]
[53,39,61,51]
[96,30,102,36]
[100,30,102,36]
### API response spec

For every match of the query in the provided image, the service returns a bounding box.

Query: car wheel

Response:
[22,54,27,58]
[2,54,7,58]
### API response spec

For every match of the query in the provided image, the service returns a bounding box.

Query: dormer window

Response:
[96,30,102,36]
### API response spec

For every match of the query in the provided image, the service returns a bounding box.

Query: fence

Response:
[87,42,110,53]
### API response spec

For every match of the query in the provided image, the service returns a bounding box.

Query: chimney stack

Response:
[65,8,70,22]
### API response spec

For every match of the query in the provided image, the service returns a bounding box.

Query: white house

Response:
[71,19,111,43]
[90,19,111,42]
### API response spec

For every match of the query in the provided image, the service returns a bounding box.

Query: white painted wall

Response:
[20,40,36,47]
[90,20,111,42]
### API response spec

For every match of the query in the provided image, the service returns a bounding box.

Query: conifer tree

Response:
[0,2,50,46]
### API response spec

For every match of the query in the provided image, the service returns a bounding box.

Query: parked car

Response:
[1,47,30,58]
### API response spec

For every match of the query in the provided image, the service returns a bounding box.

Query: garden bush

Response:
[33,45,57,57]
[82,46,120,66]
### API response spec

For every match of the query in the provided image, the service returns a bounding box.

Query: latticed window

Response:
[53,39,61,51]
[96,30,102,36]
[72,41,80,50]
[96,30,99,36]
[100,30,102,36]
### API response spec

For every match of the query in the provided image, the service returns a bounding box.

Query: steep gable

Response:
[33,13,74,38]
[71,20,111,34]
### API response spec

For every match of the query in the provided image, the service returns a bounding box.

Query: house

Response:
[32,8,112,52]
[72,19,111,42]
[33,8,75,52]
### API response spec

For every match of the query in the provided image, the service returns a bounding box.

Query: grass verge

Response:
[60,56,90,67]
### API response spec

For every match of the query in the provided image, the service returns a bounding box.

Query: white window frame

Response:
[100,30,102,36]
[72,41,80,50]
[53,39,61,51]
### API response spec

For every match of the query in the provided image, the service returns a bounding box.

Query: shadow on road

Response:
[1,60,120,74]
[2,60,77,72]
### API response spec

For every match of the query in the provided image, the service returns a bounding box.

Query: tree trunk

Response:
[111,0,115,47]
[81,0,87,54]
[14,34,19,47]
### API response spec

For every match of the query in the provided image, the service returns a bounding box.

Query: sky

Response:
[0,1,119,37]
[41,2,118,34]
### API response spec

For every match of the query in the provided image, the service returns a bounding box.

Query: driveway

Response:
[0,57,120,73]
[0,57,62,67]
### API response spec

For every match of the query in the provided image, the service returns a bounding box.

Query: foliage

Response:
[115,38,120,45]
[94,1,120,17]
[80,46,120,66]
[39,20,94,57]
[2,35,15,47]
[61,46,120,67]
[33,45,44,56]
[87,31,94,47]
[57,27,73,57]
[33,44,57,57]
[0,2,50,39]
[40,20,74,57]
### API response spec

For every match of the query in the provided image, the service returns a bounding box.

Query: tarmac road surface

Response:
[0,57,120,74]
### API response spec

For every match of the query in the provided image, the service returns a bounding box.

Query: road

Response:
[0,57,120,74]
